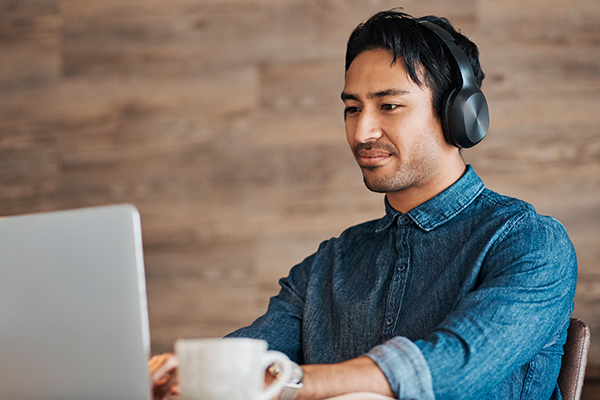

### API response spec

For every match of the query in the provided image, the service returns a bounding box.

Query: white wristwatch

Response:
[268,360,304,400]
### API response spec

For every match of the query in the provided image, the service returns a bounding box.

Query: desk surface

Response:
[324,393,395,400]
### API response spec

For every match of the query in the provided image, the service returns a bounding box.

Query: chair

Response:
[558,318,591,400]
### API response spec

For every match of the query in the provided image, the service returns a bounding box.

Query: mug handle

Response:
[258,350,292,400]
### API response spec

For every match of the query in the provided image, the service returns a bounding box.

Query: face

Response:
[342,49,456,194]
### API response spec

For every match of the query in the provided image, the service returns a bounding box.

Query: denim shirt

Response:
[227,166,577,399]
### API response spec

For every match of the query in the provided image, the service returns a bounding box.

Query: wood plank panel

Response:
[479,0,600,44]
[0,0,599,376]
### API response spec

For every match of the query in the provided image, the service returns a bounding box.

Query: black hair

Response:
[345,9,485,121]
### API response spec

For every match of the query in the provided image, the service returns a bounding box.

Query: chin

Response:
[363,176,406,194]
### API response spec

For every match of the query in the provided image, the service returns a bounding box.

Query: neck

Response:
[386,156,467,214]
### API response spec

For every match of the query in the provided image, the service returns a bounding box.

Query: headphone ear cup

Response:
[449,89,489,148]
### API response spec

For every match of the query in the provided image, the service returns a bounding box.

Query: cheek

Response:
[392,119,442,155]
[429,121,452,150]
[384,118,417,148]
[410,110,447,147]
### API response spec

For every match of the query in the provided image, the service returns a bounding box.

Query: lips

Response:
[357,149,392,158]
[356,149,390,166]
[353,143,397,167]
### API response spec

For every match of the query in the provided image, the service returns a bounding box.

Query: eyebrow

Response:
[341,88,410,101]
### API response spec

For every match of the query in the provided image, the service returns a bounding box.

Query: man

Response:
[151,9,576,400]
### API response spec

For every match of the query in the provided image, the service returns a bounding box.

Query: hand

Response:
[265,368,288,400]
[148,353,180,400]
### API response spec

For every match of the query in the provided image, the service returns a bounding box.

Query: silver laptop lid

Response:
[0,204,152,400]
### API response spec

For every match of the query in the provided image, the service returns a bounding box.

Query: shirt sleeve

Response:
[225,252,315,364]
[367,211,577,399]
[367,337,435,400]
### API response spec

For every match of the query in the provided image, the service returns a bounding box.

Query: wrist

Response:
[294,357,393,400]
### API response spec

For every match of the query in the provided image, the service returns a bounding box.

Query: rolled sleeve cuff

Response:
[367,337,434,400]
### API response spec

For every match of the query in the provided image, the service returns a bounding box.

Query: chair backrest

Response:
[558,318,591,400]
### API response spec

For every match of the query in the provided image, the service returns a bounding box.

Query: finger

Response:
[151,355,179,383]
[170,383,180,394]
[148,354,169,373]
[153,367,179,400]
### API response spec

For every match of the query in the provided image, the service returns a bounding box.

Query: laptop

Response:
[0,204,152,400]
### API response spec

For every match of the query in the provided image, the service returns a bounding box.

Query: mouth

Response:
[353,143,397,168]
[357,150,391,166]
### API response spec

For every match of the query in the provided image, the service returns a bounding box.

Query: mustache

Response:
[352,141,399,158]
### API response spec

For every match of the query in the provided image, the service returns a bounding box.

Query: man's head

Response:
[342,10,484,211]
[345,9,485,124]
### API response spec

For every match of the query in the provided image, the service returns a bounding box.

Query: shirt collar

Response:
[376,165,485,232]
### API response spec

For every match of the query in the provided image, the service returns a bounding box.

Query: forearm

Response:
[298,356,394,400]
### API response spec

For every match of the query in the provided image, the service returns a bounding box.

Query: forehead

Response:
[343,49,426,96]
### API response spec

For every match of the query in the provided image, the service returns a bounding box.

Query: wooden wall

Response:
[1,0,600,386]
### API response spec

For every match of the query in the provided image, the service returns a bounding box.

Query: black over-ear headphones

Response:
[419,21,489,148]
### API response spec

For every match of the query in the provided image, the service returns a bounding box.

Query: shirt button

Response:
[386,318,393,326]
[397,265,406,272]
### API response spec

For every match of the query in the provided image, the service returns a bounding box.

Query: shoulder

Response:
[475,188,570,241]
[471,188,576,279]
[463,187,568,239]
[475,188,534,216]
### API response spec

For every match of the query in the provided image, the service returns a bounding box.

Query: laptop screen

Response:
[0,204,152,400]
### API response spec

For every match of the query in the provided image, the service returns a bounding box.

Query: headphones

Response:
[419,21,489,148]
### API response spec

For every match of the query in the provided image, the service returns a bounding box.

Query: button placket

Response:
[381,223,411,340]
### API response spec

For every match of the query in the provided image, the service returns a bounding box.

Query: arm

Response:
[230,245,397,399]
[368,212,577,399]
[148,251,317,400]
[298,357,394,400]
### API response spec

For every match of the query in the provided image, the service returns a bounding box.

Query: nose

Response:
[350,108,383,144]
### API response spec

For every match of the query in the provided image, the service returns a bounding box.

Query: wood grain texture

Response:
[1,1,599,382]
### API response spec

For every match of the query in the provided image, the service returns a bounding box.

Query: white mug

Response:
[175,338,292,400]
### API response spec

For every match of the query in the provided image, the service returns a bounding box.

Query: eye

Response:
[344,106,360,117]
[381,104,401,111]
